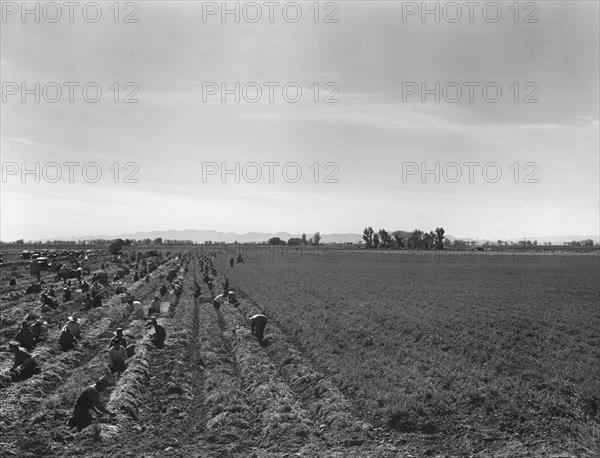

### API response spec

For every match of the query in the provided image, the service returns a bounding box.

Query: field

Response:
[0,247,598,457]
[213,248,600,456]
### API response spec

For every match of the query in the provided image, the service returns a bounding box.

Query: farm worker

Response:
[80,293,93,311]
[59,326,77,352]
[222,278,229,293]
[8,341,39,380]
[14,321,35,350]
[9,276,17,286]
[133,271,139,282]
[115,281,125,294]
[108,328,135,357]
[63,285,72,301]
[66,314,81,339]
[230,257,234,268]
[213,293,226,308]
[91,281,100,296]
[40,293,58,309]
[76,266,83,280]
[107,340,128,373]
[81,281,89,293]
[192,280,201,298]
[148,295,161,316]
[92,292,103,308]
[67,376,115,431]
[30,319,48,344]
[59,264,69,284]
[228,291,238,305]
[128,297,144,320]
[48,286,56,297]
[146,318,166,349]
[160,284,168,297]
[133,301,144,320]
[249,314,268,342]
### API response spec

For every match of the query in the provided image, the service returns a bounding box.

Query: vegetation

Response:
[218,251,600,456]
[363,227,446,249]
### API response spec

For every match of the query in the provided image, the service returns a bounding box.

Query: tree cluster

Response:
[267,232,321,246]
[362,227,445,250]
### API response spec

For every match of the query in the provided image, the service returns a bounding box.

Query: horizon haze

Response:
[2,228,598,246]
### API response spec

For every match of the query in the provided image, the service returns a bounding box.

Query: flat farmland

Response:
[215,250,600,456]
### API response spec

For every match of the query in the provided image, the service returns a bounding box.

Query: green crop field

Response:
[215,250,600,456]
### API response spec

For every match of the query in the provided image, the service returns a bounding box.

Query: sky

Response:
[1,1,599,242]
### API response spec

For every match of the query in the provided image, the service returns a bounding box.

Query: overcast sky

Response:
[1,1,598,241]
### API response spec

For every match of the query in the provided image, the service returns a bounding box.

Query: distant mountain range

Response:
[39,230,599,245]
[43,230,363,244]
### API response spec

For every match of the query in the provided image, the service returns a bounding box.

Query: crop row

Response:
[0,254,185,456]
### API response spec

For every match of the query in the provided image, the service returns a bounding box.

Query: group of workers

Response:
[199,256,267,343]
[6,252,272,434]
[8,317,48,380]
[6,255,171,384]
[9,304,167,379]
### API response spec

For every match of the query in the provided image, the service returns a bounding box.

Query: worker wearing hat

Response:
[66,314,81,339]
[67,376,116,431]
[148,295,161,317]
[108,328,135,358]
[14,320,35,350]
[248,314,268,343]
[146,317,166,349]
[30,319,48,344]
[59,326,77,352]
[228,290,238,306]
[192,279,202,299]
[107,339,128,373]
[8,341,39,380]
[131,299,144,320]
[212,293,227,309]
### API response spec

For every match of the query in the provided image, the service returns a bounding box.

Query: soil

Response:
[1,250,595,457]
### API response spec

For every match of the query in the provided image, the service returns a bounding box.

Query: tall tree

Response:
[393,234,405,248]
[434,227,445,250]
[378,229,393,248]
[372,233,380,248]
[311,231,321,246]
[362,227,374,248]
[422,231,434,249]
[408,229,423,249]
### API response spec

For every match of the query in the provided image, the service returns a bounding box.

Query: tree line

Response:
[266,232,321,246]
[362,227,446,250]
